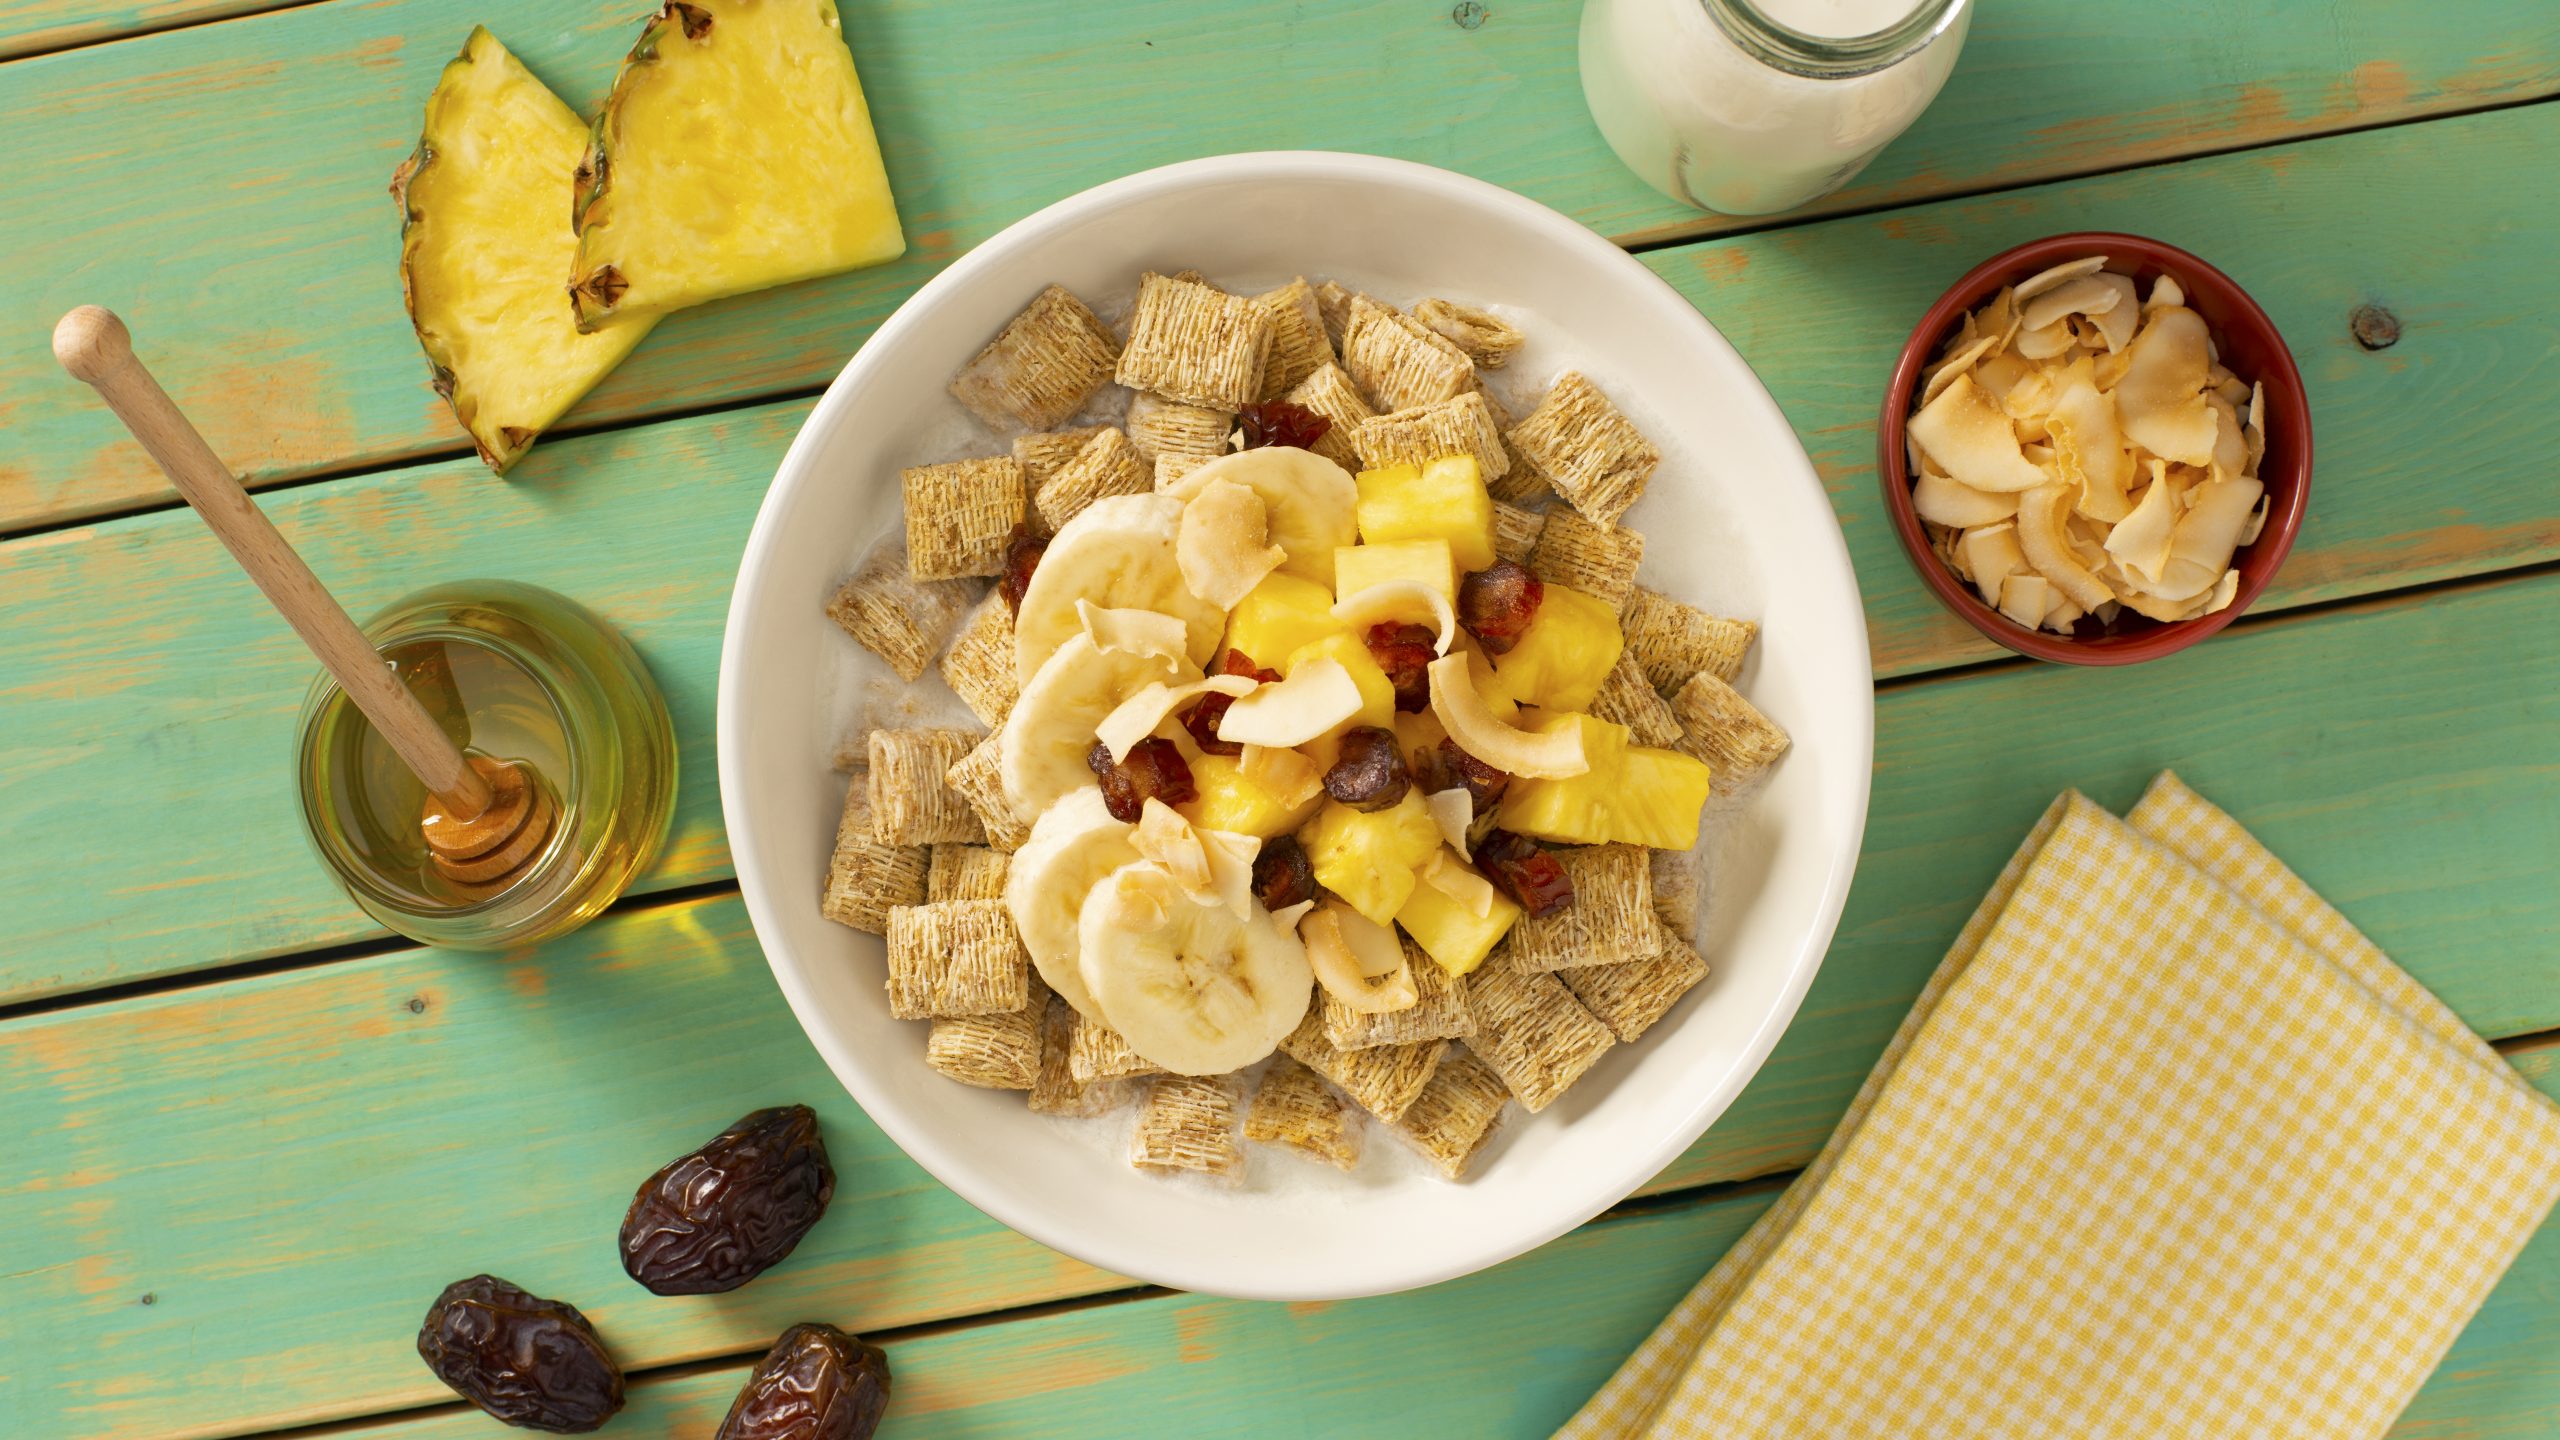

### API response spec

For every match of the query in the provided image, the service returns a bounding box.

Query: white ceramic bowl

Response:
[721,152,1872,1301]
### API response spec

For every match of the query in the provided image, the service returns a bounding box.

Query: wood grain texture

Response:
[3,573,2550,1439]
[127,1041,2560,1439]
[1,0,2553,526]
[1644,102,2560,678]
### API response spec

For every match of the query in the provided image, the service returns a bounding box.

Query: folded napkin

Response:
[1562,773,2560,1440]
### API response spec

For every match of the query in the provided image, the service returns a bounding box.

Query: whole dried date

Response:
[621,1104,835,1296]
[1321,726,1412,812]
[716,1323,892,1440]
[1087,737,1197,822]
[996,526,1046,612]
[1457,561,1543,655]
[1476,829,1576,918]
[1252,835,1317,912]
[1235,399,1332,452]
[417,1275,624,1434]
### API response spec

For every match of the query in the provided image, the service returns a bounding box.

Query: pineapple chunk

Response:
[1609,746,1714,850]
[1396,868,1521,976]
[1334,539,1457,601]
[1491,583,1624,711]
[1285,633,1396,732]
[1356,456,1496,571]
[1179,753,1322,840]
[1496,715,1635,845]
[1225,572,1346,671]
[570,0,905,328]
[391,28,658,472]
[1301,792,1442,925]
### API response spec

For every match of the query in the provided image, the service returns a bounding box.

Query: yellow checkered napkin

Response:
[1561,773,2560,1439]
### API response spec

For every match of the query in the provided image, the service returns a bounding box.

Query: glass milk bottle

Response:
[1581,0,1971,216]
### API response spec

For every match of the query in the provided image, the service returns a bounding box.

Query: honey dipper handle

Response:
[54,306,495,819]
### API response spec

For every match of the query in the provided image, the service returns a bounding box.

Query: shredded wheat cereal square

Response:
[1244,1056,1362,1170]
[1505,371,1658,526]
[901,458,1028,581]
[1131,1074,1245,1179]
[939,593,1019,730]
[1351,391,1511,480]
[1115,274,1273,410]
[1280,1012,1443,1124]
[1503,844,1659,972]
[949,284,1120,431]
[926,984,1045,1090]
[1463,965,1615,1113]
[1033,427,1150,532]
[1489,502,1547,564]
[1411,299,1525,369]
[867,729,986,846]
[1313,279,1373,351]
[1588,654,1682,747]
[1340,297,1474,414]
[1671,671,1791,782]
[1560,922,1709,1044]
[1623,588,1757,694]
[883,900,1027,1019]
[1388,1048,1511,1179]
[825,547,975,682]
[1124,390,1233,464]
[1323,938,1477,1050]
[1068,1010,1164,1084]
[1030,998,1130,1116]
[819,783,927,934]
[1527,507,1644,610]
[943,730,1031,852]
[1256,277,1336,400]
[1281,362,1375,469]
[926,844,1010,903]
[1012,424,1111,483]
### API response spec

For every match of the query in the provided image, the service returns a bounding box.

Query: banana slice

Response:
[1003,787,1140,1020]
[1078,861,1312,1075]
[1014,493,1224,684]
[1161,447,1359,589]
[1000,632,1200,815]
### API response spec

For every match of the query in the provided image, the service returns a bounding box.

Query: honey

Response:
[295,581,675,949]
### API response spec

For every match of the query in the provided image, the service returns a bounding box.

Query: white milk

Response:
[1579,0,1970,216]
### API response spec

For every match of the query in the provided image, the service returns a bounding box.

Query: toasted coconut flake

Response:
[1197,827,1260,920]
[1132,798,1215,900]
[2170,475,2265,579]
[1998,572,2053,627]
[1909,374,2049,493]
[1098,675,1257,762]
[2014,319,2075,361]
[2103,479,2178,583]
[1177,477,1289,609]
[2019,274,2122,332]
[1241,744,1325,809]
[2042,366,2136,522]
[1427,654,1588,779]
[2014,484,2114,611]
[1216,658,1364,747]
[1304,901,1420,1014]
[2013,255,2108,303]
[1922,335,1997,405]
[2117,305,2218,465]
[1425,787,1475,859]
[1420,848,1497,918]
[1077,599,1191,663]
[1333,580,1457,655]
[1912,469,2023,528]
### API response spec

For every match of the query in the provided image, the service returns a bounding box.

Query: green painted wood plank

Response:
[147,1039,2560,1439]
[3,573,2550,1439]
[1,0,2553,526]
[9,104,2560,1000]
[1644,101,2560,678]
[0,0,281,63]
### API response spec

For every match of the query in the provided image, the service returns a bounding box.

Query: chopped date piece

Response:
[1476,829,1575,918]
[1088,737,1198,822]
[1322,726,1412,812]
[1252,835,1317,912]
[621,1105,835,1296]
[1364,622,1438,713]
[715,1323,892,1440]
[417,1275,624,1433]
[1236,399,1334,452]
[1457,561,1544,655]
[996,526,1046,613]
[1183,649,1282,756]
[1413,736,1509,809]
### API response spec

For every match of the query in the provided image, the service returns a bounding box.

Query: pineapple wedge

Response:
[569,0,905,329]
[1301,792,1443,925]
[392,28,657,472]
[1179,753,1321,840]
[1491,582,1624,711]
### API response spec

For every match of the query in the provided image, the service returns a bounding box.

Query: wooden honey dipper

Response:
[55,306,555,889]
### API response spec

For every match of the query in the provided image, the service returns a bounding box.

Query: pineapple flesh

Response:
[393,27,657,472]
[570,0,905,329]
[1356,457,1497,571]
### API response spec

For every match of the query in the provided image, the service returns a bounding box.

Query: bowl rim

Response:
[718,150,1874,1298]
[1875,230,2312,666]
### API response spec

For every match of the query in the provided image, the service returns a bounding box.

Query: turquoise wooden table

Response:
[3,1,2556,1434]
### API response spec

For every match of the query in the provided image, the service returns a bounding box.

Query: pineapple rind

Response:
[570,0,906,328]
[394,27,657,471]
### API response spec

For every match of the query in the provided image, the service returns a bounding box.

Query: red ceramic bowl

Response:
[1877,232,2311,665]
